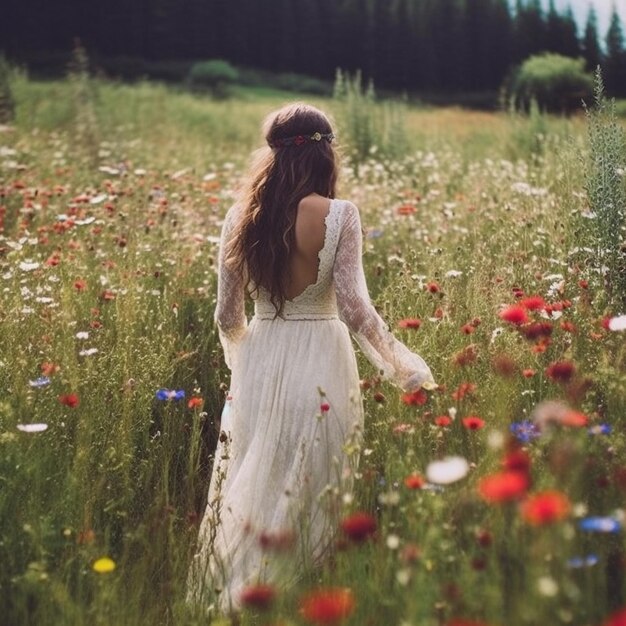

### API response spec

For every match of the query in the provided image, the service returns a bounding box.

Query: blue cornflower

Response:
[155,388,185,401]
[567,554,599,569]
[579,516,621,533]
[588,424,612,436]
[510,420,541,443]
[29,376,51,388]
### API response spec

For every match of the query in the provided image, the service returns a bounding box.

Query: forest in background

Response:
[2,0,626,98]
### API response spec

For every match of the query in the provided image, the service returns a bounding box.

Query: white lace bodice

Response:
[215,198,435,391]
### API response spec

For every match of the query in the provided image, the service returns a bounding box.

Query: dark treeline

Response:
[2,0,626,95]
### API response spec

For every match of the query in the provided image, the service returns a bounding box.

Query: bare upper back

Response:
[285,194,331,300]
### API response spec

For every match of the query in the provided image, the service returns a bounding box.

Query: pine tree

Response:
[605,7,626,97]
[513,0,548,63]
[583,7,603,71]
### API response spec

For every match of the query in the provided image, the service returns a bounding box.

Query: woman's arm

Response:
[215,207,247,369]
[334,202,435,391]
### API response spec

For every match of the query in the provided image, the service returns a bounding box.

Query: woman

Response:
[188,103,435,613]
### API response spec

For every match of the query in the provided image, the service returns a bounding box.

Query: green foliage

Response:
[187,60,239,99]
[507,98,549,161]
[66,43,100,163]
[583,68,626,306]
[333,69,408,169]
[0,55,16,124]
[236,68,332,96]
[506,53,594,114]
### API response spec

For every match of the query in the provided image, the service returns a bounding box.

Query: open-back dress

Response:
[187,198,434,612]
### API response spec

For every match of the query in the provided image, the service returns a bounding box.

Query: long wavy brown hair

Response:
[226,103,339,316]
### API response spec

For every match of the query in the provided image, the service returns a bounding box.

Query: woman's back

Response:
[285,194,331,301]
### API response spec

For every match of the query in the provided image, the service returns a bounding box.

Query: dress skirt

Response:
[188,314,364,611]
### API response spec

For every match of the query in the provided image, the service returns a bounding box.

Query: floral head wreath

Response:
[268,132,335,149]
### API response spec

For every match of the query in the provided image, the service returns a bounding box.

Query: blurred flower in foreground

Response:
[17,423,48,433]
[340,512,377,543]
[240,583,276,610]
[478,471,528,504]
[589,424,612,436]
[299,587,355,624]
[426,456,469,485]
[579,517,622,533]
[531,400,588,430]
[608,315,626,331]
[520,491,570,526]
[510,420,541,443]
[155,388,185,401]
[92,557,116,574]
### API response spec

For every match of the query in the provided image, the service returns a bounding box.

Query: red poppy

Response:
[499,305,529,325]
[519,295,545,311]
[522,368,536,378]
[502,449,531,475]
[426,281,441,294]
[320,402,330,413]
[299,587,355,624]
[100,289,116,301]
[240,584,276,610]
[41,361,60,376]
[478,471,528,503]
[451,382,477,401]
[453,344,478,366]
[545,361,576,383]
[461,323,475,334]
[578,279,589,289]
[59,393,79,408]
[521,322,553,340]
[340,512,377,543]
[404,473,425,489]
[396,204,417,216]
[560,410,588,427]
[435,415,452,427]
[187,397,203,409]
[402,389,428,406]
[560,321,576,333]
[74,279,87,291]
[462,415,485,430]
[398,318,422,329]
[520,491,570,526]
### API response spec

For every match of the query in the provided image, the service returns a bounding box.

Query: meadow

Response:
[1,66,626,626]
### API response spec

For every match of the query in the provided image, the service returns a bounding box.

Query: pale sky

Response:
[547,0,626,37]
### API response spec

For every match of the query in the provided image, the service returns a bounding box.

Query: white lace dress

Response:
[188,198,434,612]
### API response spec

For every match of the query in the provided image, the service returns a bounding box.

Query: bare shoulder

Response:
[295,195,332,252]
[297,194,332,224]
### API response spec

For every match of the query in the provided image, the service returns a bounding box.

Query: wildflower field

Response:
[1,67,626,626]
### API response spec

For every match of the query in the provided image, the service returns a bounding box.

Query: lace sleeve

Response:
[334,202,436,392]
[214,207,247,370]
